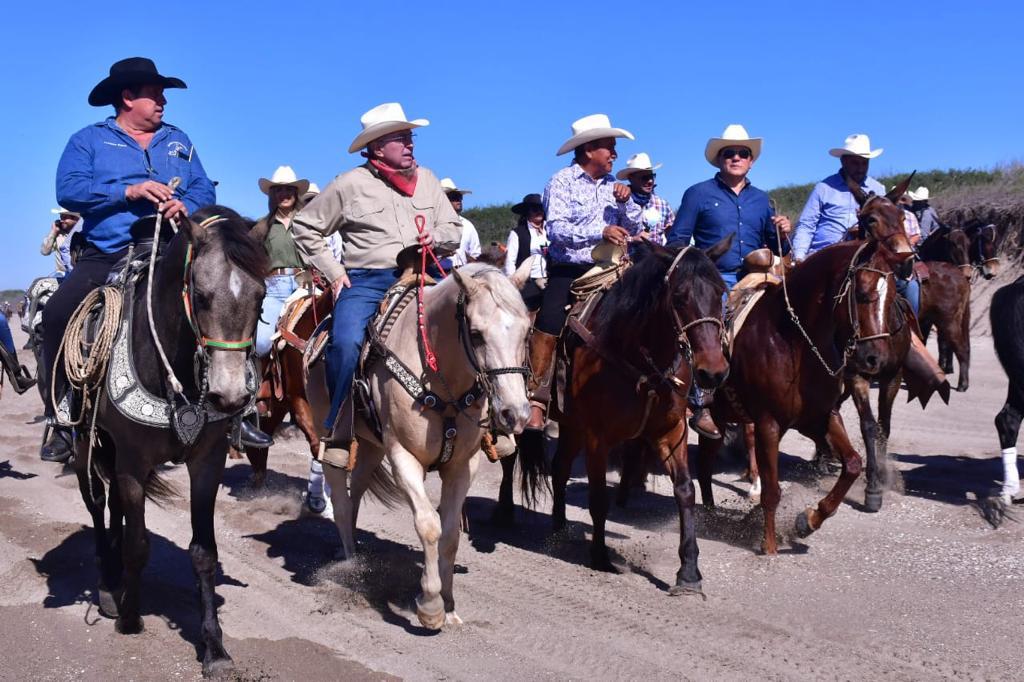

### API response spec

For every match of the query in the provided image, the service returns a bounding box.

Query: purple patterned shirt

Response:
[543,163,643,264]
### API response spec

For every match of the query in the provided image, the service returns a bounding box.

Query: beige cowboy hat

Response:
[704,124,762,167]
[50,207,81,219]
[348,102,429,154]
[829,133,883,159]
[301,182,321,203]
[258,166,310,196]
[440,177,472,195]
[556,113,634,156]
[907,186,931,201]
[615,152,663,180]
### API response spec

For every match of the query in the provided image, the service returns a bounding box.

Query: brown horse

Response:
[245,289,333,486]
[520,238,731,595]
[918,262,971,391]
[698,237,910,553]
[965,221,1002,280]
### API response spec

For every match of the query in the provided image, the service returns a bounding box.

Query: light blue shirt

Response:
[792,171,885,261]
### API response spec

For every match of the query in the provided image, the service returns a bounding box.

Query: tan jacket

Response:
[290,164,462,282]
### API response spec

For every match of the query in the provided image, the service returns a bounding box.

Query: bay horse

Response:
[965,221,1001,280]
[698,238,909,553]
[986,275,1024,526]
[317,263,532,629]
[521,238,732,596]
[70,207,266,676]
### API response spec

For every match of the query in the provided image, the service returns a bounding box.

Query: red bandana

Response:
[368,159,418,196]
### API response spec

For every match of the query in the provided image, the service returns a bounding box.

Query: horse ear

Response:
[885,171,916,204]
[509,257,534,290]
[703,232,735,264]
[452,267,481,297]
[843,173,870,207]
[178,217,207,243]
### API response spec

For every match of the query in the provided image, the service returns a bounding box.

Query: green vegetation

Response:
[464,204,517,248]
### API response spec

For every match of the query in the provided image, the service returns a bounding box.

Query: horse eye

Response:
[470,330,485,344]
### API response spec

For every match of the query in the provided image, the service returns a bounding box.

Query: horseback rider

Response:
[439,177,482,269]
[908,186,942,240]
[503,193,549,313]
[40,57,225,463]
[526,114,643,431]
[288,102,463,470]
[617,153,674,245]
[665,124,791,438]
[42,208,81,279]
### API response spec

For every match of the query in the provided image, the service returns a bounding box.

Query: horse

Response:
[917,224,972,274]
[986,275,1024,527]
[68,207,266,676]
[965,221,1001,280]
[518,238,731,595]
[697,237,909,553]
[317,263,532,629]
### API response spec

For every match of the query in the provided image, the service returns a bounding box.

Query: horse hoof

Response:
[668,581,706,599]
[864,491,883,513]
[794,509,816,538]
[417,607,445,631]
[956,383,968,393]
[97,588,119,619]
[115,616,144,635]
[443,611,464,628]
[590,553,619,574]
[202,653,234,678]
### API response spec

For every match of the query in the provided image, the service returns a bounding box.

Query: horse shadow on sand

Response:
[0,460,37,480]
[31,526,246,667]
[220,460,309,502]
[245,516,441,636]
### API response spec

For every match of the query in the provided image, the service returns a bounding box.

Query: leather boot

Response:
[904,331,950,407]
[0,344,36,395]
[239,418,274,448]
[40,426,74,463]
[526,331,557,430]
[688,386,721,440]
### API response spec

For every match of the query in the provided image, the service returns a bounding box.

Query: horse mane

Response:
[593,241,724,349]
[192,205,269,280]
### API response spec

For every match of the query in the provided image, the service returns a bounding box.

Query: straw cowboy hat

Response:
[258,166,310,196]
[615,152,663,180]
[704,124,762,167]
[348,102,429,154]
[908,186,931,201]
[50,207,81,220]
[556,113,634,156]
[511,193,544,216]
[301,182,321,203]
[88,57,186,107]
[829,133,883,159]
[440,177,472,195]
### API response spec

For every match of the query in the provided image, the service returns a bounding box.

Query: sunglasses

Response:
[377,132,416,146]
[720,147,752,160]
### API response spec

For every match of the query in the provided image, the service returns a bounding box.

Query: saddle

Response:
[724,248,787,350]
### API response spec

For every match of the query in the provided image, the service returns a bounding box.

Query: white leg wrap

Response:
[1002,447,1020,501]
[308,459,325,497]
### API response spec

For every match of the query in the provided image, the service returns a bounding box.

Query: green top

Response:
[264,219,304,270]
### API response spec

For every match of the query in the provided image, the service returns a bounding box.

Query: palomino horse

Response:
[988,275,1024,526]
[318,263,532,629]
[698,238,909,553]
[68,207,266,676]
[522,238,731,595]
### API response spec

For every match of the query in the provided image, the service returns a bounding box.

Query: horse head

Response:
[180,207,268,414]
[846,173,915,278]
[450,263,532,434]
[966,221,1001,279]
[841,241,901,376]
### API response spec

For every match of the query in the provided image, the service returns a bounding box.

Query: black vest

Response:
[514,222,535,269]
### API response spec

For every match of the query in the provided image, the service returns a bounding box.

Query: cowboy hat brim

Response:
[347,118,429,154]
[556,127,635,156]
[704,138,762,166]
[444,188,473,195]
[258,178,311,196]
[829,147,884,159]
[51,208,81,219]
[615,163,663,180]
[511,201,544,215]
[88,74,187,107]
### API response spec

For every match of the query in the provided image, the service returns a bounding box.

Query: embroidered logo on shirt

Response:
[167,141,191,160]
[103,141,128,148]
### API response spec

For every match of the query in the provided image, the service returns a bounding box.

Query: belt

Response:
[269,267,304,276]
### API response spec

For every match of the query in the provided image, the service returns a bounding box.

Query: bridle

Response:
[663,246,726,364]
[971,224,1001,278]
[834,256,895,344]
[181,235,256,353]
[455,290,531,399]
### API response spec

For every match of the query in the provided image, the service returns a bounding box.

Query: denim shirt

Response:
[665,176,786,274]
[791,172,885,261]
[55,117,216,253]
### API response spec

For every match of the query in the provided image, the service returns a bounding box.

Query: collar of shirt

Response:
[713,173,751,196]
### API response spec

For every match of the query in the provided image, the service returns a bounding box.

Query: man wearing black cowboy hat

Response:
[39,57,231,463]
[503,193,549,313]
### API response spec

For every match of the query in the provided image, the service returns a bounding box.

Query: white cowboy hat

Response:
[615,152,663,180]
[258,166,310,195]
[440,177,472,195]
[50,207,81,219]
[347,102,429,154]
[305,182,321,195]
[829,133,883,159]
[907,186,931,201]
[556,113,634,156]
[704,124,762,167]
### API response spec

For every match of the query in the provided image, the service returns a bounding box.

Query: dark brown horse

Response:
[965,221,1002,280]
[698,237,910,553]
[918,261,971,391]
[521,238,731,595]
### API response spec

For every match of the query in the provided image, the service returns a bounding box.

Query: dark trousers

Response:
[41,245,125,416]
[534,263,590,336]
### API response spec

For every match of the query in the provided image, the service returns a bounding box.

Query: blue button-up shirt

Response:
[791,172,885,261]
[543,163,643,264]
[666,175,786,275]
[56,117,216,253]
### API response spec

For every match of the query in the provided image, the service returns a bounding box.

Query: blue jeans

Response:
[0,312,15,354]
[324,268,398,431]
[255,274,300,357]
[896,277,920,316]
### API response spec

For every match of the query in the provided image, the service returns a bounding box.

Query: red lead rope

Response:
[415,214,447,372]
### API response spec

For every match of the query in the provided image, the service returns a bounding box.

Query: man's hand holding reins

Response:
[772,214,792,234]
[602,225,630,246]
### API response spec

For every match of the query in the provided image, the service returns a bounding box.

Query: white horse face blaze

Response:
[875,275,888,331]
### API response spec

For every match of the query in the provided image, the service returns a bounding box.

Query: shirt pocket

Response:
[349,198,386,222]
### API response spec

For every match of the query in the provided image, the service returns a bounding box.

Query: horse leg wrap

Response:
[308,459,325,497]
[1002,447,1020,501]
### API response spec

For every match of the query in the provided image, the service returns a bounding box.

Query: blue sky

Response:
[2,0,1021,288]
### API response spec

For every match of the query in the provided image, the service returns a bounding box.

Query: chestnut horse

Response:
[522,238,731,596]
[698,238,909,553]
[915,223,973,388]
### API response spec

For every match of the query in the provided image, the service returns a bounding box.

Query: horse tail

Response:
[144,469,179,506]
[516,430,550,509]
[990,279,1024,381]
[365,457,406,510]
